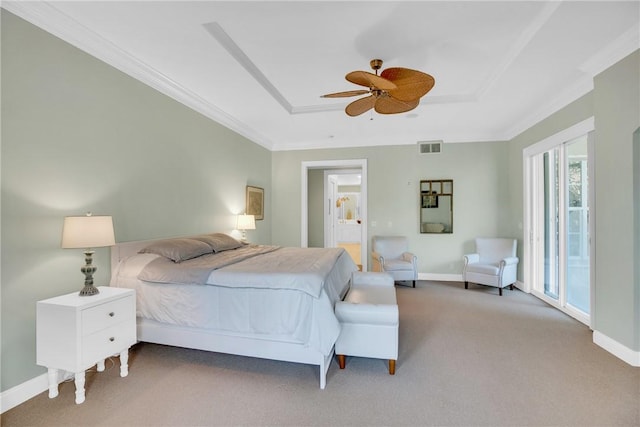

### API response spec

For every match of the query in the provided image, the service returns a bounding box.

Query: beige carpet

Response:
[3,281,639,426]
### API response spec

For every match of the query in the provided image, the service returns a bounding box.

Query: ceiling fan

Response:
[321,59,435,117]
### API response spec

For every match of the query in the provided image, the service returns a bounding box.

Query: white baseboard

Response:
[593,330,640,367]
[0,373,48,413]
[0,371,73,414]
[514,280,528,292]
[419,273,463,282]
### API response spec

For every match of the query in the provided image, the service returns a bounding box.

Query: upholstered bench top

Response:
[337,291,398,325]
[337,274,398,325]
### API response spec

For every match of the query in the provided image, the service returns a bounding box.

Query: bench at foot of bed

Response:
[335,272,398,375]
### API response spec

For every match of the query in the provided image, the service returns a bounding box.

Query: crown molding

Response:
[2,2,275,150]
[203,22,293,115]
[502,74,594,141]
[579,23,640,77]
[270,129,506,152]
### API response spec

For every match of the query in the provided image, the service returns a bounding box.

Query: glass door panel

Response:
[543,150,560,300]
[566,138,590,314]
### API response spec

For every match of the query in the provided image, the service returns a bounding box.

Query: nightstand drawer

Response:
[82,323,136,367]
[82,296,134,336]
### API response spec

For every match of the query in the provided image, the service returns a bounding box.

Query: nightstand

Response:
[36,286,136,404]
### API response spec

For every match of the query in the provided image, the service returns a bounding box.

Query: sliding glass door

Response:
[566,140,590,314]
[525,120,593,326]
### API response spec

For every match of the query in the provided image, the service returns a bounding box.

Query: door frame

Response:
[301,159,368,271]
[324,173,339,249]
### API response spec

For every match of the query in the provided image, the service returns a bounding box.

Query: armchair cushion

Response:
[465,263,500,276]
[382,258,414,272]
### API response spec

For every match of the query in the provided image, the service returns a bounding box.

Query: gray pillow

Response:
[139,238,213,262]
[190,233,243,252]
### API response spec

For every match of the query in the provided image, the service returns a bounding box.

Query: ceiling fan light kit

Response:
[322,59,435,117]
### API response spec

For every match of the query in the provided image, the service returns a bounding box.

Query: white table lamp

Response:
[61,213,115,296]
[237,214,256,241]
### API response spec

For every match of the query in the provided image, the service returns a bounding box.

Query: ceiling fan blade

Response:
[345,95,376,117]
[346,71,397,90]
[380,67,435,102]
[374,96,420,115]
[321,90,370,98]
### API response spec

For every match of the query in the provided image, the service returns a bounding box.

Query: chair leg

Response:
[465,281,468,289]
[389,360,396,375]
[337,354,346,369]
[499,287,503,296]
[412,280,416,288]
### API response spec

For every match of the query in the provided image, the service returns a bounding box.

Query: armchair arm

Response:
[501,256,519,266]
[498,256,519,285]
[463,253,480,266]
[371,250,384,272]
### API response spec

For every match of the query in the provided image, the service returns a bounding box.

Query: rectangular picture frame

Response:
[246,185,264,220]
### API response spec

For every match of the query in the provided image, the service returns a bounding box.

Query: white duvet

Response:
[110,247,357,355]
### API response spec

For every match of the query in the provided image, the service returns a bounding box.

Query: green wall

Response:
[593,51,640,351]
[272,142,510,275]
[307,169,324,247]
[1,11,272,391]
[634,127,640,351]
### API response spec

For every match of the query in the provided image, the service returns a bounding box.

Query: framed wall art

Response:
[246,185,264,220]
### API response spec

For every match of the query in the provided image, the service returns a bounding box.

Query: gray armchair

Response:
[463,238,519,296]
[371,236,417,287]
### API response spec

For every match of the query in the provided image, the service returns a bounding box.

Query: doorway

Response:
[301,159,368,271]
[524,118,594,326]
[326,170,362,268]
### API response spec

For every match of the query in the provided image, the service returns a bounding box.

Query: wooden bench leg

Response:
[389,360,396,375]
[338,354,346,369]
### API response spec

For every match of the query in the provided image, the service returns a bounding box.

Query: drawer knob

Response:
[109,337,115,342]
[109,312,115,317]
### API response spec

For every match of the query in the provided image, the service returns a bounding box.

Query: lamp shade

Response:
[61,215,115,249]
[236,214,256,231]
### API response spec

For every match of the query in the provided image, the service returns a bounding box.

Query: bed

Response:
[109,233,357,389]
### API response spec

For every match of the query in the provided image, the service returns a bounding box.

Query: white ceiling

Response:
[5,1,639,151]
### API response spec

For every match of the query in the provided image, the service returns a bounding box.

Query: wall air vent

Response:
[418,141,443,154]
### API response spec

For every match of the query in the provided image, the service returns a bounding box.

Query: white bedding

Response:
[110,248,357,355]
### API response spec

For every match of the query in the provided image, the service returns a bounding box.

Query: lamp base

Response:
[78,250,99,296]
[79,284,100,296]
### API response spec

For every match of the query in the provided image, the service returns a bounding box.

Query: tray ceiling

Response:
[4,1,639,151]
